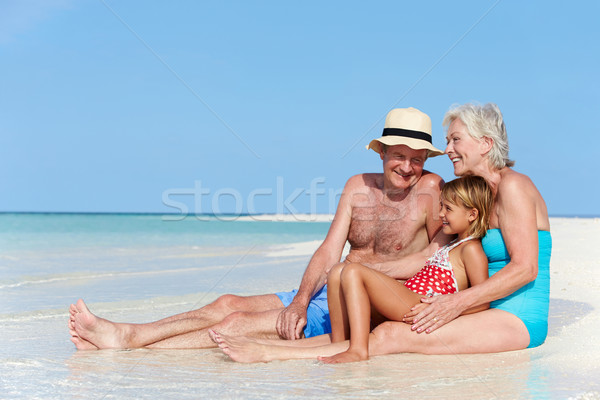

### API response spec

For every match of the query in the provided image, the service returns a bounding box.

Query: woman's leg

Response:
[369,308,530,356]
[319,263,422,363]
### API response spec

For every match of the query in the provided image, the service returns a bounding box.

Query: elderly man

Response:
[69,107,446,350]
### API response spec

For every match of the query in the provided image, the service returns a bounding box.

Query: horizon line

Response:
[0,211,598,219]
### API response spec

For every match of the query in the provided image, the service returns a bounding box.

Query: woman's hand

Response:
[402,303,429,324]
[407,293,467,333]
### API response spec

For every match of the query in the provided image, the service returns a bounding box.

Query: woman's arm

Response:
[409,172,541,333]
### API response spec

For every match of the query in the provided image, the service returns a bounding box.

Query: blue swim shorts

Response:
[275,285,331,338]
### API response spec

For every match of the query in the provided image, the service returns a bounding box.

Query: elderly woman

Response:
[212,103,552,362]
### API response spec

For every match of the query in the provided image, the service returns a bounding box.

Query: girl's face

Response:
[439,198,476,239]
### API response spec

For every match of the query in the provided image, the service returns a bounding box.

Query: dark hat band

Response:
[382,128,432,144]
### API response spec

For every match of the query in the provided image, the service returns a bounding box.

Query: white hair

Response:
[443,103,515,169]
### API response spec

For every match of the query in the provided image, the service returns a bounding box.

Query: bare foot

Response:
[318,349,368,364]
[208,329,220,344]
[212,331,275,363]
[209,329,259,345]
[68,309,99,350]
[71,299,132,349]
[70,335,99,350]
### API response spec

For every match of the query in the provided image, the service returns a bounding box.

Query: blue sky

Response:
[1,1,598,215]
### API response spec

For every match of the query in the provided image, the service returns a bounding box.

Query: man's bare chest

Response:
[347,203,423,252]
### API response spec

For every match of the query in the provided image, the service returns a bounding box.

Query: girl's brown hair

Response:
[441,176,493,239]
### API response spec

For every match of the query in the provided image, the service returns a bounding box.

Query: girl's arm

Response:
[403,240,488,323]
[460,240,489,315]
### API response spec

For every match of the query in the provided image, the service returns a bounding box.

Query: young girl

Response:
[320,175,494,364]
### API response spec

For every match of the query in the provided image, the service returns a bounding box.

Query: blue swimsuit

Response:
[482,229,552,348]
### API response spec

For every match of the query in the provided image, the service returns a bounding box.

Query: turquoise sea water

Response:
[0,213,330,314]
[0,213,330,251]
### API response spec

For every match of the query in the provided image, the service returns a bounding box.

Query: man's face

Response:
[380,144,427,191]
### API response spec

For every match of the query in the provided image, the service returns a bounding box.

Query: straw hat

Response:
[367,107,444,157]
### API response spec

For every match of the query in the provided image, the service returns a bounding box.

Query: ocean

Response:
[0,213,331,315]
[0,213,585,399]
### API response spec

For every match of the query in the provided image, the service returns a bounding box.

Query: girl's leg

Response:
[320,263,421,363]
[326,263,350,342]
[213,331,349,363]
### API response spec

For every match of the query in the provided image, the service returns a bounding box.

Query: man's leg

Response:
[147,307,284,349]
[70,293,283,349]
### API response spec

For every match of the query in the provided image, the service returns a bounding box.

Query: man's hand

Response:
[276,301,307,340]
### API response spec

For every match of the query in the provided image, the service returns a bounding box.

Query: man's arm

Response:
[365,230,451,279]
[276,175,359,340]
[420,171,445,243]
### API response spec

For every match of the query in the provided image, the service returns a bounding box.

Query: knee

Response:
[213,311,250,334]
[339,262,364,284]
[326,262,346,285]
[371,321,397,339]
[212,311,255,335]
[369,321,402,355]
[369,321,419,356]
[214,294,245,312]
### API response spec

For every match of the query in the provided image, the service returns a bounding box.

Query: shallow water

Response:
[1,214,598,399]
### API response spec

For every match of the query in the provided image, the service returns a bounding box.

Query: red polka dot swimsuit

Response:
[404,236,474,297]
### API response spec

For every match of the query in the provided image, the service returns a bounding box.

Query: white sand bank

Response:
[237,214,335,222]
[266,240,350,259]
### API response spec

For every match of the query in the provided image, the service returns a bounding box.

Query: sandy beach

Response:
[1,216,599,399]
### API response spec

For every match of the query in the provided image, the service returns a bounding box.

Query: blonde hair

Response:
[443,103,515,168]
[441,176,493,239]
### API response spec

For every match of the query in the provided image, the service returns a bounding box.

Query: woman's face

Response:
[445,119,484,176]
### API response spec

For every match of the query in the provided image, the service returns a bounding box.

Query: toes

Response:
[75,299,89,314]
[210,330,223,344]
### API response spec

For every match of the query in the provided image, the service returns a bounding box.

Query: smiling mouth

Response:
[394,171,411,177]
[450,157,461,163]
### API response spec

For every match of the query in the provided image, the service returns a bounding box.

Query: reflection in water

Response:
[548,298,594,336]
[64,348,538,399]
